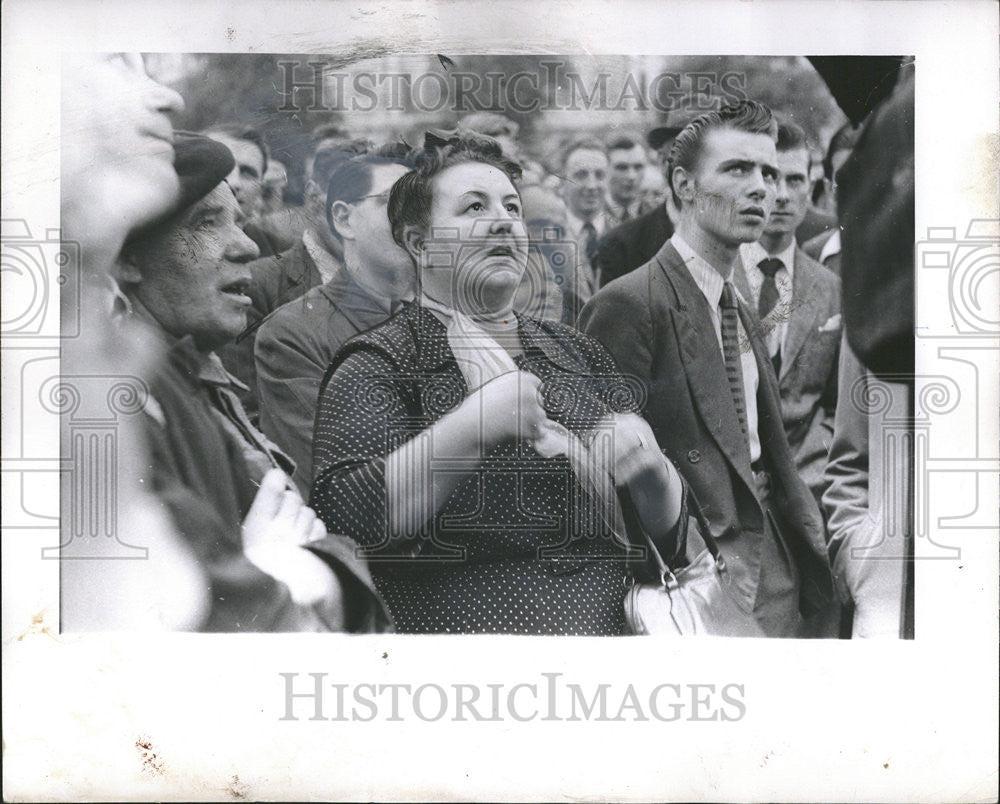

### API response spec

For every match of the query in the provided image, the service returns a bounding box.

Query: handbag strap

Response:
[641,483,729,583]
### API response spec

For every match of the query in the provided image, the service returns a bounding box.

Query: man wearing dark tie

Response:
[738,120,842,506]
[605,135,650,223]
[559,138,613,300]
[581,101,833,637]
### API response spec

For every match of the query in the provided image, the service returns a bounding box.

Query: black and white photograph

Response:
[2,1,997,801]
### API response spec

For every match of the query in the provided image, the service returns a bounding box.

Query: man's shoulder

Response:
[257,282,334,342]
[601,204,665,245]
[802,228,835,262]
[795,247,840,292]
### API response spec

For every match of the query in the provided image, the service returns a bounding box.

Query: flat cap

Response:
[126,131,235,241]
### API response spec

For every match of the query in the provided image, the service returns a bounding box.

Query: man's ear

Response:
[401,224,425,263]
[330,200,354,241]
[671,165,695,204]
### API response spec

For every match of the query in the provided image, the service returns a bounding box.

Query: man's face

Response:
[608,144,648,206]
[213,135,265,221]
[764,147,811,238]
[562,148,608,220]
[62,53,185,229]
[129,183,261,350]
[346,163,416,299]
[521,184,569,245]
[678,126,778,247]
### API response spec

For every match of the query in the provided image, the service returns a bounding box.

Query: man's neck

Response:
[343,247,394,314]
[570,207,598,225]
[675,219,739,277]
[310,221,342,260]
[759,230,795,256]
[610,193,632,210]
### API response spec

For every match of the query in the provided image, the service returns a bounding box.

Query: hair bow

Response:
[423,129,463,150]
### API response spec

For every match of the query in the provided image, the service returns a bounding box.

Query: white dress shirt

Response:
[741,239,796,359]
[672,233,761,463]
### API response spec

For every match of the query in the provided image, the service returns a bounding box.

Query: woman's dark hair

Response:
[387,131,522,251]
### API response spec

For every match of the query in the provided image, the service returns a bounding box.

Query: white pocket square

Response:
[818,314,842,333]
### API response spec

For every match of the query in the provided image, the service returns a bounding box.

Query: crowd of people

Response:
[59,52,909,637]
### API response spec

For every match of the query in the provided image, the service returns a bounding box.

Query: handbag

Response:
[624,491,766,637]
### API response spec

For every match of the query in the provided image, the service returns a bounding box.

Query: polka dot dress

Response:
[311,303,640,635]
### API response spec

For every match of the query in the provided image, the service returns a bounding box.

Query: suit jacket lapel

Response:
[656,244,755,489]
[780,249,821,382]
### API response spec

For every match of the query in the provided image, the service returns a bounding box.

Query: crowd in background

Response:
[58,52,912,637]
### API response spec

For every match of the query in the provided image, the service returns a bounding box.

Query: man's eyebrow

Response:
[187,204,226,224]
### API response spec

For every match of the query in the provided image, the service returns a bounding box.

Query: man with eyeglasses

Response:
[254,144,416,496]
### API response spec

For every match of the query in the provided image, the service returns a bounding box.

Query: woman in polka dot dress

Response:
[310,132,689,634]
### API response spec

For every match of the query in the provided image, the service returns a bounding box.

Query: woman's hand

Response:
[464,370,547,447]
[609,413,682,537]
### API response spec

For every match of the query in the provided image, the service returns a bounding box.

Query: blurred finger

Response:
[247,469,287,519]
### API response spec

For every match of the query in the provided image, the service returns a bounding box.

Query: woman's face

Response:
[419,161,528,318]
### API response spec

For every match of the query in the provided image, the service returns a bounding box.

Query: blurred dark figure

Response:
[803,121,864,275]
[828,61,914,378]
[810,56,914,638]
[115,132,388,632]
[255,144,416,496]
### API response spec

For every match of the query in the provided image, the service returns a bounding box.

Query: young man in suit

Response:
[737,120,842,507]
[581,100,834,637]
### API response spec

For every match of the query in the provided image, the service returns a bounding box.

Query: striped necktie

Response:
[720,281,748,441]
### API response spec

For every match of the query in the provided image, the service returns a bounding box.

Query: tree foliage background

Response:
[148,53,849,203]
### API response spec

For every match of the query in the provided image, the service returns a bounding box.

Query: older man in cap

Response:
[115,132,388,632]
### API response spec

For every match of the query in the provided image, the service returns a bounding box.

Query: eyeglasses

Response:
[353,192,391,204]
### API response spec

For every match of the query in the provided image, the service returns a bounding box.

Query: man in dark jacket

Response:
[595,115,695,288]
[582,101,834,637]
[255,145,416,496]
[116,132,388,632]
